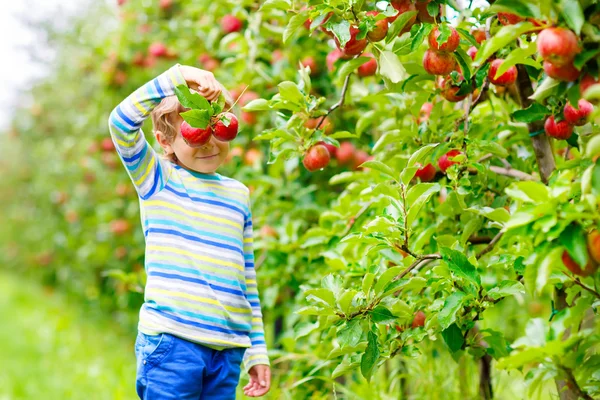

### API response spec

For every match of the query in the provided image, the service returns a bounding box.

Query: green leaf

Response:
[505,181,549,203]
[474,22,536,66]
[330,20,351,48]
[362,272,376,296]
[174,85,212,112]
[361,160,396,179]
[242,99,270,111]
[574,49,600,70]
[442,323,464,353]
[305,288,336,308]
[407,144,438,168]
[406,183,440,226]
[337,319,362,348]
[440,247,481,285]
[410,23,433,52]
[179,109,211,129]
[496,42,541,77]
[454,48,473,81]
[480,329,511,359]
[530,77,561,102]
[337,289,358,314]
[373,266,403,294]
[558,0,584,35]
[467,206,510,224]
[386,11,418,43]
[438,291,467,329]
[360,330,380,381]
[337,57,371,81]
[278,81,305,106]
[379,51,409,84]
[284,10,310,44]
[488,0,536,18]
[370,305,396,324]
[259,0,290,11]
[511,102,549,123]
[559,223,589,268]
[487,280,525,300]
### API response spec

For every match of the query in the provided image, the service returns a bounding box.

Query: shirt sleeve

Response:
[107,64,187,200]
[242,201,270,372]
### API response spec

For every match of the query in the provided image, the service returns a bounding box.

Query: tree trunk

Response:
[479,354,493,399]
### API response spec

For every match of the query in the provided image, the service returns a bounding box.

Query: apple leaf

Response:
[559,223,589,268]
[480,329,511,359]
[174,84,212,112]
[495,41,540,78]
[436,24,452,47]
[529,77,561,103]
[369,305,396,324]
[474,22,536,66]
[440,247,481,286]
[511,102,549,123]
[329,20,351,48]
[180,109,210,129]
[488,0,537,18]
[283,10,310,44]
[278,81,305,107]
[409,23,433,52]
[379,51,408,84]
[337,319,362,348]
[386,11,418,43]
[441,323,464,353]
[242,99,270,112]
[558,0,584,35]
[439,291,468,329]
[487,280,525,300]
[259,0,290,11]
[360,330,380,381]
[454,48,473,81]
[361,160,396,179]
[337,56,370,82]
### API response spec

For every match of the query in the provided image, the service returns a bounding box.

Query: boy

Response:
[107,63,271,399]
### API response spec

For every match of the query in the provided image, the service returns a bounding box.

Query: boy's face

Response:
[156,115,230,174]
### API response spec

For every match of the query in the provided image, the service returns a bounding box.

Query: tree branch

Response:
[316,74,351,131]
[561,366,594,400]
[476,231,504,259]
[562,272,600,299]
[489,165,538,181]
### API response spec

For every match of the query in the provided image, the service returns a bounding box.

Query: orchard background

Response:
[1,0,600,398]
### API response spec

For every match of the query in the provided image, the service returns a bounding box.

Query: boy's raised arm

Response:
[107,64,186,200]
[242,207,271,371]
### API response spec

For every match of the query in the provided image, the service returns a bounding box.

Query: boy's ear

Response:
[155,130,174,154]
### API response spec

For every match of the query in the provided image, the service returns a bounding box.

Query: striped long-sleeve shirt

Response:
[107,64,269,371]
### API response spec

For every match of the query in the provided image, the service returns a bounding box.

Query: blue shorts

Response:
[134,331,246,400]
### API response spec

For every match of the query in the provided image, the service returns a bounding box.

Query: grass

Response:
[0,271,136,400]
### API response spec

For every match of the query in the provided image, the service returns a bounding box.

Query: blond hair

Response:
[151,84,235,163]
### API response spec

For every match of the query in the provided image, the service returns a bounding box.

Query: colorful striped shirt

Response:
[107,64,269,371]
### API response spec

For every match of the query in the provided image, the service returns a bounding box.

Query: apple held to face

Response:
[423,50,458,76]
[212,112,239,142]
[303,144,331,171]
[488,59,517,86]
[428,26,460,53]
[181,120,212,147]
[563,99,593,126]
[544,116,573,140]
[537,27,579,67]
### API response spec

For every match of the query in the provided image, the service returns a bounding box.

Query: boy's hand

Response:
[243,364,271,397]
[177,65,222,102]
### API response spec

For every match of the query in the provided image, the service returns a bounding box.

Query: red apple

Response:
[260,225,278,238]
[497,13,523,25]
[159,0,172,10]
[419,102,434,123]
[412,311,426,328]
[101,138,115,152]
[564,99,593,126]
[271,49,284,64]
[488,59,517,86]
[181,120,212,147]
[244,148,261,165]
[326,49,344,72]
[305,117,333,134]
[416,0,439,23]
[471,28,486,44]
[239,91,259,107]
[212,112,239,142]
[562,250,597,277]
[366,11,388,42]
[587,230,600,264]
[241,111,257,125]
[423,50,458,75]
[148,42,168,58]
[438,149,463,173]
[428,26,460,53]
[581,74,600,96]
[388,0,417,32]
[537,27,580,67]
[336,25,368,56]
[543,61,580,82]
[303,144,331,171]
[467,46,478,60]
[358,53,378,77]
[318,141,337,158]
[544,116,573,140]
[336,142,356,165]
[439,76,469,102]
[414,163,436,182]
[110,219,132,236]
[353,150,371,170]
[221,15,242,34]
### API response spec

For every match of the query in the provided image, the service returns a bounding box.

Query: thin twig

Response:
[315,74,351,131]
[489,165,538,181]
[340,201,372,237]
[562,272,600,299]
[476,231,504,259]
[397,254,442,280]
[562,367,594,400]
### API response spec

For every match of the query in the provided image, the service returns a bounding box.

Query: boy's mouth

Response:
[196,153,219,159]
